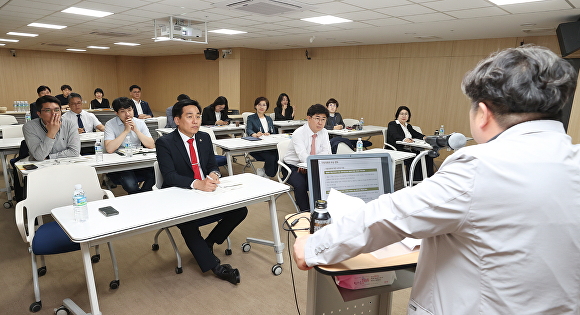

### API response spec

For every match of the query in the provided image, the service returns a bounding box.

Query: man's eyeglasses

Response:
[312,117,327,122]
[41,108,61,113]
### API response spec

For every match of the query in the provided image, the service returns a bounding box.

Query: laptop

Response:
[307,153,394,211]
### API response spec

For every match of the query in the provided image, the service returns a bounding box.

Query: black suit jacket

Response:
[131,100,153,117]
[201,105,230,125]
[386,120,425,151]
[156,129,218,189]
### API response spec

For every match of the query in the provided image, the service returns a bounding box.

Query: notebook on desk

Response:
[306,153,394,211]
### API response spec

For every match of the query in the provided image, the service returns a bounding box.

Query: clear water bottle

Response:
[13,101,17,112]
[359,117,364,130]
[356,137,363,153]
[95,138,103,162]
[123,135,133,157]
[73,184,88,223]
[24,101,29,113]
[439,125,445,135]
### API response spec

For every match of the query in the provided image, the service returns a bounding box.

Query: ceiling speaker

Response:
[204,48,219,60]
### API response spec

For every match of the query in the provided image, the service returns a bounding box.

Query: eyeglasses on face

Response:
[41,108,61,113]
[312,117,327,122]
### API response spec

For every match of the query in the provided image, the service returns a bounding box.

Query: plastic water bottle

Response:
[356,138,363,153]
[25,110,31,122]
[359,117,364,130]
[73,184,88,223]
[24,101,29,113]
[123,135,133,157]
[439,125,445,135]
[95,138,103,162]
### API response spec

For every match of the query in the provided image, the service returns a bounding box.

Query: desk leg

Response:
[82,242,102,315]
[269,197,284,265]
[0,151,13,203]
[420,155,427,181]
[225,151,234,176]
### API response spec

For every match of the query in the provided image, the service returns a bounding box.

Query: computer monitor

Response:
[307,153,394,211]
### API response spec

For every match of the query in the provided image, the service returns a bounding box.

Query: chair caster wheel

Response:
[225,248,232,255]
[37,266,47,277]
[91,254,100,263]
[152,243,159,251]
[241,242,251,252]
[55,305,70,315]
[272,264,283,276]
[109,280,120,289]
[175,267,183,274]
[29,301,42,312]
[3,201,12,208]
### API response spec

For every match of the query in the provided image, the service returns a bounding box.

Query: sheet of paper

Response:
[400,238,422,251]
[370,242,418,260]
[326,188,366,222]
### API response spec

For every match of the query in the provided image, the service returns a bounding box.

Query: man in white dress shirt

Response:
[294,46,580,314]
[61,93,105,134]
[283,104,331,211]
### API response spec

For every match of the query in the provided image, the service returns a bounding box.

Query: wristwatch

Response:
[211,171,222,178]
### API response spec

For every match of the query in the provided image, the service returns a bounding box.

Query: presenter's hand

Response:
[293,235,313,271]
[194,177,219,192]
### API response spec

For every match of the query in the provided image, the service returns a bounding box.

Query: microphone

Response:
[424,133,467,157]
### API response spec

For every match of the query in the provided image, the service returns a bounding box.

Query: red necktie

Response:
[310,134,317,155]
[187,138,202,180]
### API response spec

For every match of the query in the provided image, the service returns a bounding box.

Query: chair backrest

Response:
[412,125,423,134]
[336,142,355,154]
[199,126,219,155]
[0,114,18,125]
[17,165,110,243]
[2,125,23,138]
[157,117,167,129]
[269,113,276,120]
[242,112,253,126]
[382,128,397,150]
[276,139,292,183]
[343,118,359,128]
[153,161,163,190]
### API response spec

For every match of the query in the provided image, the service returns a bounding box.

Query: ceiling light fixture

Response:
[61,7,113,18]
[0,43,5,46]
[114,42,140,46]
[28,23,67,29]
[0,38,19,42]
[209,29,247,35]
[7,32,38,37]
[301,15,352,25]
[66,49,86,52]
[87,46,110,49]
[488,0,544,5]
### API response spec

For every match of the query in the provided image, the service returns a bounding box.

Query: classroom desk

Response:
[0,132,104,208]
[327,125,386,139]
[0,124,21,138]
[214,134,290,175]
[273,120,306,133]
[52,173,289,315]
[156,124,246,138]
[287,213,419,315]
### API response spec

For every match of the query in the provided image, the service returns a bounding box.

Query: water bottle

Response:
[439,125,445,135]
[359,117,364,130]
[24,101,29,113]
[73,184,88,223]
[310,200,331,234]
[356,138,363,153]
[95,138,103,162]
[13,101,17,112]
[123,135,133,157]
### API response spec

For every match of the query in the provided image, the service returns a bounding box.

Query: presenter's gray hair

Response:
[462,45,577,118]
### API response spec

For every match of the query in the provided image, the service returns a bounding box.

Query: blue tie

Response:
[77,114,85,132]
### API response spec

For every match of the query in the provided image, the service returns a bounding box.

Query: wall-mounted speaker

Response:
[557,19,580,57]
[204,48,219,60]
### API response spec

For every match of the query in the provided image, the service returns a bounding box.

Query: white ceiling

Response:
[0,0,578,56]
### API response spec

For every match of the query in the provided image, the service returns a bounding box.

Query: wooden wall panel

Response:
[239,48,266,113]
[115,56,145,103]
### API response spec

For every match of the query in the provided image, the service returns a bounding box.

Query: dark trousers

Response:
[283,165,310,211]
[250,149,278,177]
[177,207,248,272]
[107,167,155,194]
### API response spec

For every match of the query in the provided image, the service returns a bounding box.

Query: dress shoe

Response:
[212,264,240,284]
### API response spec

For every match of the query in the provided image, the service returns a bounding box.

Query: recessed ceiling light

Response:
[66,49,86,52]
[152,37,171,41]
[0,38,19,42]
[301,15,352,25]
[488,0,544,5]
[87,46,110,49]
[114,42,140,46]
[61,7,113,18]
[27,23,67,29]
[7,32,38,37]
[209,29,247,35]
[0,43,5,46]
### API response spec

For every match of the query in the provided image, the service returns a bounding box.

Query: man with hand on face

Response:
[62,93,105,134]
[156,99,247,284]
[104,97,155,194]
[23,95,80,161]
[283,104,331,211]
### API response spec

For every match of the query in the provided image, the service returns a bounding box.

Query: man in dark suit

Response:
[129,84,153,119]
[156,99,247,284]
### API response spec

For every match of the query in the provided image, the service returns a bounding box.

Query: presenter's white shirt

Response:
[305,120,580,315]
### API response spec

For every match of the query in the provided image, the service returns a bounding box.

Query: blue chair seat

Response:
[215,155,227,167]
[31,221,80,255]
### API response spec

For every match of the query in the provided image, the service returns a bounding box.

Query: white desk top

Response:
[157,125,246,135]
[0,132,103,150]
[396,139,432,150]
[52,173,289,242]
[273,120,306,127]
[327,125,386,137]
[214,134,290,151]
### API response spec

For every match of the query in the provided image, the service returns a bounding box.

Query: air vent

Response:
[522,28,555,34]
[89,31,133,37]
[414,35,442,40]
[340,41,363,45]
[213,0,314,16]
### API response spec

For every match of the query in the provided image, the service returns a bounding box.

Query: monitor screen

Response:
[307,153,394,211]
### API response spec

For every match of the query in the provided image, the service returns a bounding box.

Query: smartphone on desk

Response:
[99,206,119,217]
[22,164,38,170]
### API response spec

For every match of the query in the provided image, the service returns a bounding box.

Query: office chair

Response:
[15,164,119,313]
[199,127,228,175]
[382,128,410,188]
[343,118,359,128]
[336,142,355,154]
[276,139,301,213]
[0,114,19,125]
[241,112,258,174]
[3,125,24,202]
[151,161,232,274]
[344,118,372,149]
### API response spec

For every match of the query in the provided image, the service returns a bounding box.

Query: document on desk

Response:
[194,178,243,195]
